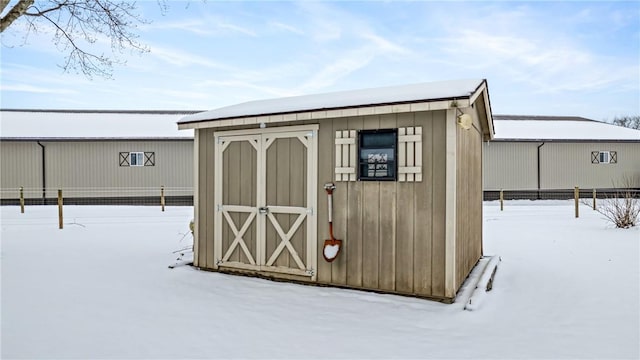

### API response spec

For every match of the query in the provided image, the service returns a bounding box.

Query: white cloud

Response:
[360,32,410,56]
[299,49,375,92]
[0,84,77,95]
[299,33,412,92]
[195,79,297,98]
[143,19,213,36]
[287,2,413,91]
[269,21,304,35]
[443,29,638,94]
[146,45,232,70]
[217,23,257,37]
[296,2,343,42]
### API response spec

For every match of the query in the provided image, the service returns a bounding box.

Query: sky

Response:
[1,1,639,121]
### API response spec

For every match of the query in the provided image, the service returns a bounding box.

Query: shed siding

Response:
[0,141,43,198]
[455,108,484,290]
[195,128,216,269]
[314,111,448,298]
[193,111,450,299]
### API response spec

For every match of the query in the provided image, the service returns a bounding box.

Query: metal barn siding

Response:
[0,141,43,198]
[483,141,640,191]
[482,142,538,190]
[1,140,193,199]
[541,142,640,189]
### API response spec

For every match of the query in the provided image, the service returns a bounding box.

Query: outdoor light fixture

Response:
[260,122,266,129]
[456,108,472,130]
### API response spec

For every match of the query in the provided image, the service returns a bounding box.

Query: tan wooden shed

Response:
[178,79,495,302]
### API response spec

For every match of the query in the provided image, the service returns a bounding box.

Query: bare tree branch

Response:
[1,0,156,78]
[584,176,640,228]
[23,1,69,17]
[1,0,34,32]
[1,0,14,15]
[612,115,640,130]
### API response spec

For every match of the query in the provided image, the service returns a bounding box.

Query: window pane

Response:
[599,151,609,163]
[358,129,397,181]
[130,152,143,166]
[361,132,395,147]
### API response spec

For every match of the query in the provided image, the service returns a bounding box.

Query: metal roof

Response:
[492,117,640,142]
[0,109,199,139]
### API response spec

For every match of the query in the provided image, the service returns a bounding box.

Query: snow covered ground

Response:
[1,202,638,359]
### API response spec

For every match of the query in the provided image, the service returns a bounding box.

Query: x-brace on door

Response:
[213,125,318,280]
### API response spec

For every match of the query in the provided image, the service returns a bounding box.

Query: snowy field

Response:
[1,202,638,359]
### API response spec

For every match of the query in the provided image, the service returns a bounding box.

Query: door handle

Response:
[259,206,269,214]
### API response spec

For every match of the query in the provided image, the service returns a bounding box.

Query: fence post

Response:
[500,189,504,211]
[58,189,63,229]
[20,186,25,214]
[574,186,579,218]
[592,189,596,211]
[161,185,165,212]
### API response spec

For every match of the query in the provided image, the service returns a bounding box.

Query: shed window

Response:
[358,129,397,181]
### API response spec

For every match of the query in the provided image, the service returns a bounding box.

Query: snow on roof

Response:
[0,110,197,139]
[5,109,633,142]
[493,115,640,141]
[180,79,485,123]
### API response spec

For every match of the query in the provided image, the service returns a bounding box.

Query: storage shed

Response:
[178,79,495,302]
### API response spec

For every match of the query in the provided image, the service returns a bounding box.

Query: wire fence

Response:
[2,186,638,230]
[3,186,638,206]
[483,188,640,201]
[485,187,640,220]
[0,186,194,207]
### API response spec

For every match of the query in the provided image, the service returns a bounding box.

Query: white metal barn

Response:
[4,110,636,205]
[0,109,197,204]
[484,115,640,198]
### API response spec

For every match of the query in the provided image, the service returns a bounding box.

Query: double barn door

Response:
[213,125,318,280]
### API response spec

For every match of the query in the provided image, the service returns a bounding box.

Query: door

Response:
[213,125,318,280]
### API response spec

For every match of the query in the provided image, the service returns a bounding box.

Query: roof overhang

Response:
[178,79,495,140]
[178,98,467,130]
[468,80,494,141]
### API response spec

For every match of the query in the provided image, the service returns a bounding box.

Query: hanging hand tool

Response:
[322,183,342,262]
